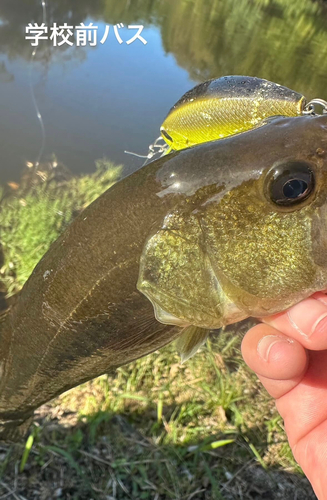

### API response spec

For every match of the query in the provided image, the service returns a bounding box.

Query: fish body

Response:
[160,76,306,150]
[1,115,327,440]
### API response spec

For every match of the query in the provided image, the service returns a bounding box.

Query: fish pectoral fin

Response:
[175,326,210,363]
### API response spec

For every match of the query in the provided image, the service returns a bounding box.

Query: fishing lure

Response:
[160,76,306,151]
[133,76,327,161]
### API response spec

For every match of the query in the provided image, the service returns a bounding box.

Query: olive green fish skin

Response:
[1,115,327,440]
[141,115,327,327]
[0,157,183,440]
[161,76,305,150]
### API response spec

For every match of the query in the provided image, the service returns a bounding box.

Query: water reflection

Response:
[1,0,327,182]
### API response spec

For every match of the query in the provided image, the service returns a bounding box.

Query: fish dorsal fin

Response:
[175,326,210,363]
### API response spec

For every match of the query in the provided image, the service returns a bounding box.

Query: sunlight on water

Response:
[0,0,327,182]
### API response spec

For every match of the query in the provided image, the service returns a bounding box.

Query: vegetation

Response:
[0,158,122,294]
[1,0,327,97]
[0,161,316,499]
[0,0,325,496]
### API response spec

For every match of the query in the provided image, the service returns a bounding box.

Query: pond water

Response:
[1,0,327,183]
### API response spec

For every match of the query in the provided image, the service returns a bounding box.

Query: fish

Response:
[160,76,306,151]
[1,114,327,441]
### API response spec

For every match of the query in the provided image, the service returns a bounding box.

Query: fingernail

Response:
[287,299,327,338]
[257,335,293,362]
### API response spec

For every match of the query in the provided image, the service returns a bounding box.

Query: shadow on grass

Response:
[0,407,317,500]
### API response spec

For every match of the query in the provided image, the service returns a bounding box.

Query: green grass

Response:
[0,158,122,294]
[0,160,316,499]
[0,330,314,499]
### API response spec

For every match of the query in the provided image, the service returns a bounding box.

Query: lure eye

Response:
[266,161,315,206]
[161,129,173,144]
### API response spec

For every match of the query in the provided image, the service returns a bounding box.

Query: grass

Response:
[0,159,317,499]
[0,157,122,294]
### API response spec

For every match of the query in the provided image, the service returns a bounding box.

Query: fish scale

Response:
[1,84,327,441]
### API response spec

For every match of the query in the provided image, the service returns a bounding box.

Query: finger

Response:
[276,349,327,447]
[313,291,327,306]
[241,323,308,399]
[291,419,327,500]
[262,294,327,350]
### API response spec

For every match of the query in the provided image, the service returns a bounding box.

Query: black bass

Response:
[1,115,327,440]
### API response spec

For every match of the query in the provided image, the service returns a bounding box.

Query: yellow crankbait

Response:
[128,75,326,161]
[160,75,306,151]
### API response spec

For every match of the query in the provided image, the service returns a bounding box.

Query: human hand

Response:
[241,292,327,500]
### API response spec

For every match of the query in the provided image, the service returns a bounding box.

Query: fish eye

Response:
[266,161,315,207]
